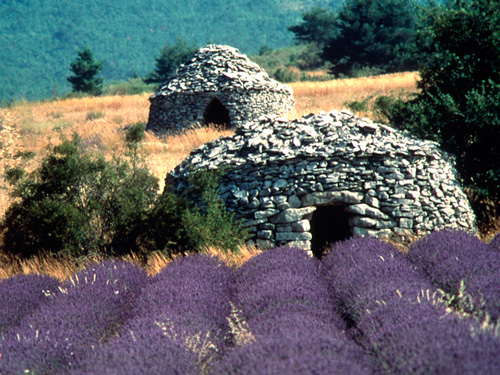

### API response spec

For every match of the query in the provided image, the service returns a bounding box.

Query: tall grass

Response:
[290,71,419,118]
[0,245,260,282]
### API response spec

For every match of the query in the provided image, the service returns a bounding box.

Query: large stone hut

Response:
[146,45,295,132]
[167,110,476,257]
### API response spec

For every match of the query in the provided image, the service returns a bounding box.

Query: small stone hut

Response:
[167,110,476,257]
[146,45,295,132]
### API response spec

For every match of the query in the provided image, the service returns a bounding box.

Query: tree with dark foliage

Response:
[288,7,338,48]
[144,38,197,84]
[67,46,103,96]
[378,0,500,228]
[322,0,418,76]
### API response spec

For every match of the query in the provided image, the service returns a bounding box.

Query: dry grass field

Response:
[0,71,423,279]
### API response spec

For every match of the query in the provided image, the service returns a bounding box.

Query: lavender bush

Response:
[407,230,500,319]
[234,246,343,328]
[212,247,374,375]
[489,232,500,251]
[0,274,60,335]
[118,254,234,369]
[321,236,431,324]
[69,319,199,375]
[357,297,500,374]
[0,326,76,375]
[212,333,373,375]
[322,236,500,375]
[0,261,149,374]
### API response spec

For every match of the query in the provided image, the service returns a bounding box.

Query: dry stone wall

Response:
[147,45,295,132]
[167,110,476,254]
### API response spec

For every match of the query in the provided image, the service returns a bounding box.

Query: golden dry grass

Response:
[290,71,419,118]
[0,71,422,279]
[0,244,261,282]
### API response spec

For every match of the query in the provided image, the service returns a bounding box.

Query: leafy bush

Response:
[1,124,245,259]
[85,111,105,121]
[102,78,156,96]
[1,133,159,258]
[148,168,247,255]
[377,0,500,213]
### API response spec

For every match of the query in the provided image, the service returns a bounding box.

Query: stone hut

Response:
[146,45,295,132]
[167,110,476,257]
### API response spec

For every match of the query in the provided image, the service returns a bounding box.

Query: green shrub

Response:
[1,127,246,259]
[148,168,247,255]
[1,134,159,258]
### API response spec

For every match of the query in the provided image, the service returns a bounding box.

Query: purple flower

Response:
[321,236,432,322]
[489,232,500,251]
[321,236,500,375]
[123,254,234,365]
[357,299,500,375]
[69,318,199,375]
[211,334,374,375]
[0,325,77,375]
[407,230,500,319]
[0,274,60,335]
[215,246,374,375]
[1,261,151,373]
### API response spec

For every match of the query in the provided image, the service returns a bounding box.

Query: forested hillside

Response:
[0,0,341,101]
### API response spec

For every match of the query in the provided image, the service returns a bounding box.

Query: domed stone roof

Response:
[147,45,295,132]
[151,44,292,98]
[168,110,476,255]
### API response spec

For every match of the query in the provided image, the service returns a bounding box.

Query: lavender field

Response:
[2,230,500,375]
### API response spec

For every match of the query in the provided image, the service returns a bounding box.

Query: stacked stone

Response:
[147,45,295,132]
[167,110,476,252]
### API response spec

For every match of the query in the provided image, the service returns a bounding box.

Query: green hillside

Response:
[0,0,341,102]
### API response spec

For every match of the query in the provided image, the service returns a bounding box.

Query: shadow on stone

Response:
[310,205,352,258]
[204,97,231,129]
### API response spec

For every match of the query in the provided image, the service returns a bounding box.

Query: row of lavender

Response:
[322,234,500,374]
[212,247,374,374]
[1,230,500,374]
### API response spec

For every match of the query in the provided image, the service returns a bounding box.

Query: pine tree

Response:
[144,39,197,84]
[322,0,418,76]
[67,47,103,96]
[288,7,338,48]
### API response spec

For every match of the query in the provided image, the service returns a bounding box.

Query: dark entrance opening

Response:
[204,97,231,129]
[310,205,352,258]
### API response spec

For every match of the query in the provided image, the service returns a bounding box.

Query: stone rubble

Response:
[146,45,295,132]
[167,109,476,254]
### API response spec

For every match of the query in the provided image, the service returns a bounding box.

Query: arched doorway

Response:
[310,205,352,258]
[203,97,231,129]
